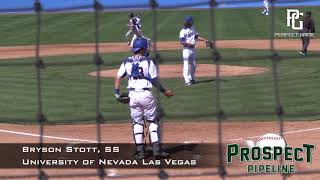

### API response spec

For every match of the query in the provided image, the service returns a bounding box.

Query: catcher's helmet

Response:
[129,12,134,18]
[132,38,149,53]
[184,16,193,23]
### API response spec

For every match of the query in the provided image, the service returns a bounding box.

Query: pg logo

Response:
[286,9,303,30]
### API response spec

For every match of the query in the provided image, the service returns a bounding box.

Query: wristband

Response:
[160,87,166,93]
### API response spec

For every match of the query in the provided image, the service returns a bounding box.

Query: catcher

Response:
[114,37,174,159]
[179,16,213,86]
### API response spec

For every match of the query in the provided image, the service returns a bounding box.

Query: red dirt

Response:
[0,121,319,180]
[0,39,320,179]
[88,64,269,78]
[0,39,319,60]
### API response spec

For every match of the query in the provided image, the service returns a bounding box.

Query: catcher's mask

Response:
[132,38,150,57]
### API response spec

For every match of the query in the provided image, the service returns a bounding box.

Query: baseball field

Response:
[0,5,320,180]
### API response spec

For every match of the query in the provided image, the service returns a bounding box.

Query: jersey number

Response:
[138,67,144,76]
[131,64,144,79]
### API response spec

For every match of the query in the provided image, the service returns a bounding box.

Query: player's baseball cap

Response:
[132,38,149,53]
[184,16,193,23]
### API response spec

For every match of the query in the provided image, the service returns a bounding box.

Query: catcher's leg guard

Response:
[133,122,145,159]
[133,122,144,149]
[148,122,159,144]
[148,121,170,159]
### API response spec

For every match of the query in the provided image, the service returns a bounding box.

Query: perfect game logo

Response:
[286,9,304,30]
[226,133,315,174]
[274,9,315,38]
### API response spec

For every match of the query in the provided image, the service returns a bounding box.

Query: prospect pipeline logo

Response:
[226,133,315,174]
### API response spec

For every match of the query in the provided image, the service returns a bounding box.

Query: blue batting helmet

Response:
[184,16,193,23]
[132,38,149,53]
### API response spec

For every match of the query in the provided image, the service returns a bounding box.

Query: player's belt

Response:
[183,44,195,48]
[128,88,151,91]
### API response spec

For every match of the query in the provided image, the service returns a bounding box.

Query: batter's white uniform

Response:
[179,27,199,84]
[116,54,159,144]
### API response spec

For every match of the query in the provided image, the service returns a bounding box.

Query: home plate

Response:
[107,169,118,177]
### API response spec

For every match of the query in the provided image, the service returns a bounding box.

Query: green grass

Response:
[0,49,320,124]
[0,7,319,45]
[0,7,319,124]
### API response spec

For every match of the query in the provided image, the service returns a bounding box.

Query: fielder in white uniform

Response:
[114,38,173,159]
[126,13,151,47]
[125,13,145,46]
[179,16,208,85]
[262,0,269,16]
[125,12,136,45]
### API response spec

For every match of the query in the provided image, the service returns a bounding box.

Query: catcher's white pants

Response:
[182,48,197,84]
[130,90,160,145]
[129,90,157,124]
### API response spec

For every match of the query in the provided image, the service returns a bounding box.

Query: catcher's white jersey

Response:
[179,27,198,46]
[117,55,157,90]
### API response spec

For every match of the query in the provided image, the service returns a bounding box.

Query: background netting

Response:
[0,0,319,179]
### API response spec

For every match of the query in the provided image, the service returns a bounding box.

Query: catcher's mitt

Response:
[205,40,213,49]
[116,92,130,104]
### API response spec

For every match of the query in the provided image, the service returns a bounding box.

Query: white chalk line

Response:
[0,129,99,143]
[183,127,320,143]
[1,126,320,144]
[226,127,320,141]
[1,127,318,178]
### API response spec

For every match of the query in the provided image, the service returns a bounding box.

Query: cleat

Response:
[134,150,145,160]
[186,80,195,86]
[152,142,170,159]
[299,51,306,56]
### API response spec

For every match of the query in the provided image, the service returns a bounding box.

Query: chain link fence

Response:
[0,0,319,179]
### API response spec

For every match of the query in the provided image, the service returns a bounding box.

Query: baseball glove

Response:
[116,92,130,104]
[163,89,174,98]
[205,40,213,49]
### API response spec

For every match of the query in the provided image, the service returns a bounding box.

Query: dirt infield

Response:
[88,64,269,78]
[0,39,319,60]
[0,121,319,180]
[0,39,320,179]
